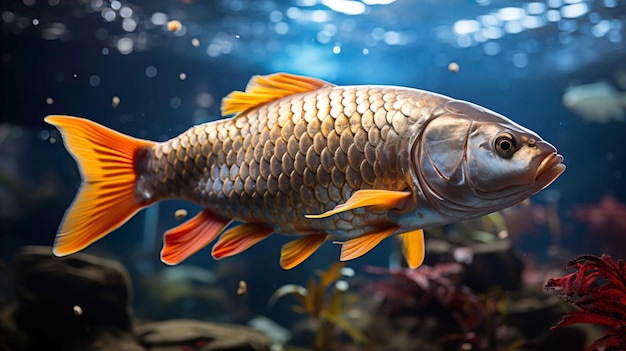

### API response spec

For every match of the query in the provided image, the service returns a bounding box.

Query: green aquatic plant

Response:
[426,211,510,245]
[269,262,370,350]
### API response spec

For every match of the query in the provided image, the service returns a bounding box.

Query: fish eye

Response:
[494,133,517,158]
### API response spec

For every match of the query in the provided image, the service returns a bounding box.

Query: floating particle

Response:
[145,65,157,78]
[167,20,182,32]
[117,37,133,54]
[46,97,54,105]
[179,73,187,80]
[335,280,349,291]
[448,62,460,73]
[191,38,200,47]
[112,96,120,108]
[174,209,188,219]
[170,96,181,109]
[89,75,101,87]
[237,280,247,296]
[73,305,83,316]
[196,92,214,108]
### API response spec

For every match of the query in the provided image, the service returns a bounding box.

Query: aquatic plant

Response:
[367,263,548,350]
[269,262,369,350]
[544,254,626,351]
[426,211,509,245]
[366,263,484,333]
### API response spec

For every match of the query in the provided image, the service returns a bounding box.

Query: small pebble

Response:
[237,280,247,296]
[167,20,182,32]
[174,209,188,219]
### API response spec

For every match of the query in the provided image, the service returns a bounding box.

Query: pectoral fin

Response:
[280,234,329,270]
[399,229,425,269]
[305,190,411,219]
[161,209,230,265]
[335,226,399,261]
[212,223,273,259]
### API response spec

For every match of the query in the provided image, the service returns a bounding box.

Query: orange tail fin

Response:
[45,115,155,256]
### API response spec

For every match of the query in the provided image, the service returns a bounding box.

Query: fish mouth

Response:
[535,152,565,184]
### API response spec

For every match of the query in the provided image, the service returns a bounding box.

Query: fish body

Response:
[47,73,565,269]
[145,85,445,238]
[563,81,626,123]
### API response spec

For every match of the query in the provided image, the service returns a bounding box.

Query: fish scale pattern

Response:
[148,86,442,237]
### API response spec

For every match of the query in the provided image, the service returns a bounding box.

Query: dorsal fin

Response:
[221,73,334,116]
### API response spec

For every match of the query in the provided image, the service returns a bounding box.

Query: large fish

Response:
[46,73,565,269]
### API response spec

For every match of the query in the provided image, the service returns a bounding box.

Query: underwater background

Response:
[2,0,626,350]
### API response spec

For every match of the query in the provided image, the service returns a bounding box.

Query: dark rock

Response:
[506,290,568,338]
[536,324,598,351]
[0,247,271,351]
[135,319,270,351]
[426,239,524,292]
[0,246,145,351]
[463,240,524,292]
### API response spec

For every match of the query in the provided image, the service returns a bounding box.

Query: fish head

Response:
[414,100,565,218]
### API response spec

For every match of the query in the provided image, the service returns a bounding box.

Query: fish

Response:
[45,73,565,270]
[563,81,626,123]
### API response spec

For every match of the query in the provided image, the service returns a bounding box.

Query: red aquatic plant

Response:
[366,263,484,332]
[544,254,626,351]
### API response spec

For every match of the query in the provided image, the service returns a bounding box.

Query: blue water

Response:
[2,0,626,339]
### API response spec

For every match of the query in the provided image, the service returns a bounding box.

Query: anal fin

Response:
[335,226,399,261]
[305,190,411,219]
[161,209,230,265]
[281,234,328,270]
[399,229,425,269]
[212,223,273,259]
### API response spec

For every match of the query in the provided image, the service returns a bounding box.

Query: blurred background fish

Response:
[563,81,626,123]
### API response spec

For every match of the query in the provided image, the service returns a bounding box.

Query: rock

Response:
[506,291,568,338]
[536,324,598,351]
[426,239,524,293]
[135,319,270,351]
[0,247,271,351]
[0,246,145,351]
[462,240,524,292]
